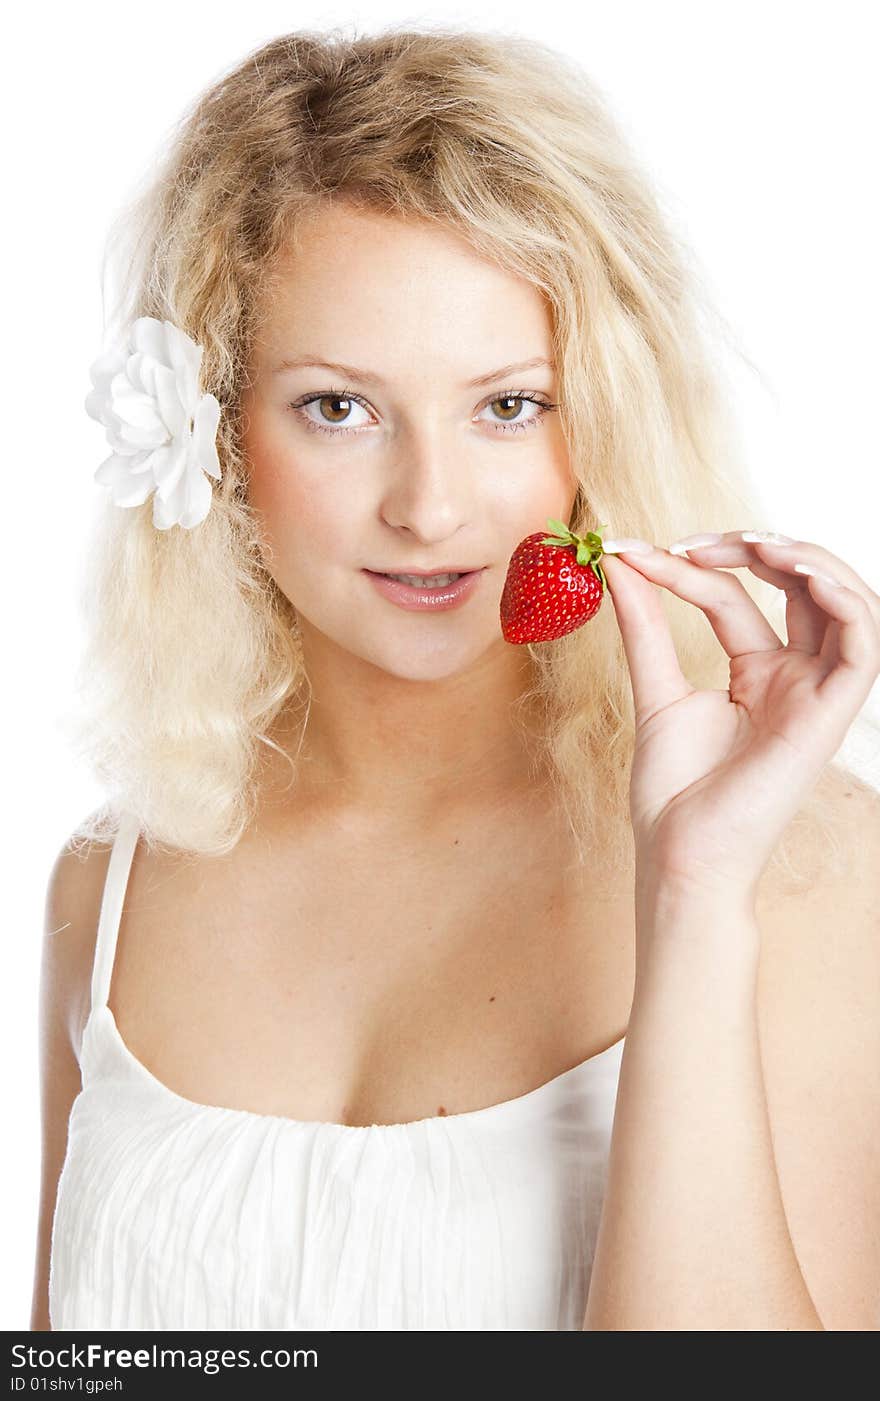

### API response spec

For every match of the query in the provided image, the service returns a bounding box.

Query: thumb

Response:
[600,550,691,721]
[601,549,664,623]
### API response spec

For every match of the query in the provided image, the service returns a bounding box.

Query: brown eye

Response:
[493,396,524,420]
[476,393,557,434]
[315,395,356,424]
[290,389,374,436]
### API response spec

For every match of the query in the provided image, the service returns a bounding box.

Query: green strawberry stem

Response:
[540,519,610,593]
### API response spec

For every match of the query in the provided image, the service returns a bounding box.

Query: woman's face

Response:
[241,199,579,682]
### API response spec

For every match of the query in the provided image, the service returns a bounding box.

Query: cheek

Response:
[493,448,577,524]
[537,443,579,526]
[243,412,332,548]
[542,422,579,498]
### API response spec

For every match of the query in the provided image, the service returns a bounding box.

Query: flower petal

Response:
[84,386,114,426]
[162,320,202,411]
[94,452,155,506]
[131,316,168,362]
[151,493,178,530]
[87,346,125,392]
[152,362,188,438]
[124,351,145,392]
[179,461,214,529]
[116,419,169,450]
[152,453,214,530]
[151,438,188,496]
[110,371,166,432]
[155,478,185,530]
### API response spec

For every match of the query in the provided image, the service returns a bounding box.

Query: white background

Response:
[3,0,878,1327]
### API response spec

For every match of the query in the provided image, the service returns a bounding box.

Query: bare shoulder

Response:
[755,763,880,931]
[755,767,880,1331]
[43,814,116,1064]
[31,812,115,1329]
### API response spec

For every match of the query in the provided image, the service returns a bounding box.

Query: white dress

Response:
[49,812,625,1330]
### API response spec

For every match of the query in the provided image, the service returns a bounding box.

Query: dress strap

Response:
[90,811,141,1015]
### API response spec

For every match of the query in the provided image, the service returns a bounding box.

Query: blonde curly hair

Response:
[63,22,879,891]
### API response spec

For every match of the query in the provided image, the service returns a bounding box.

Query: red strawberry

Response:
[500,519,610,643]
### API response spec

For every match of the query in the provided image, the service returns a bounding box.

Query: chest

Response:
[97,805,636,1128]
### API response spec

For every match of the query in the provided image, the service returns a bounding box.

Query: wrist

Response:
[635,860,757,925]
[630,935,760,1039]
[634,870,761,985]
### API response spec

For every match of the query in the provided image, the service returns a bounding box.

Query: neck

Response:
[258,636,551,825]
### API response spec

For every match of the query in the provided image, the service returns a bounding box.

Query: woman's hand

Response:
[600,529,880,909]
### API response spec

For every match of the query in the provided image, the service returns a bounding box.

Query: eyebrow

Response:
[270,355,554,388]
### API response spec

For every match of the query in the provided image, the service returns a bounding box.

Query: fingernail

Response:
[740,530,795,545]
[601,537,654,555]
[668,532,723,555]
[793,562,843,587]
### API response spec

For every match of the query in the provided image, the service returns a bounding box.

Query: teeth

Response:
[385,573,464,588]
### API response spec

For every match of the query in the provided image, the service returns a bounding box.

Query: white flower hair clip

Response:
[85,315,222,530]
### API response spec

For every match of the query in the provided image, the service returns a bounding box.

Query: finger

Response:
[807,575,880,722]
[681,533,880,634]
[817,616,841,677]
[600,552,694,721]
[746,535,880,610]
[753,538,880,647]
[608,545,785,658]
[683,539,879,695]
[673,537,829,653]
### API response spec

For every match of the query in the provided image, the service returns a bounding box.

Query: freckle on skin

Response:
[489,995,496,1002]
[437,1105,447,1116]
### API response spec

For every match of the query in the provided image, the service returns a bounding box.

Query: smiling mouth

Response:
[363,568,488,603]
[371,571,474,588]
[365,568,486,586]
[365,568,485,578]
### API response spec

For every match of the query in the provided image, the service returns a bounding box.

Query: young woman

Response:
[32,26,880,1331]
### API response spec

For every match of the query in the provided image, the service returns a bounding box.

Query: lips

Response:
[377,571,468,585]
[364,567,487,611]
[368,568,481,577]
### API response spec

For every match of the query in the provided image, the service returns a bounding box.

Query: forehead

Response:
[252,200,554,374]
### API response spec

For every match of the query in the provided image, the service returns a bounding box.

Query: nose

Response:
[378,419,473,543]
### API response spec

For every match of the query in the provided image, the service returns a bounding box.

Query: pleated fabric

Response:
[49,812,625,1331]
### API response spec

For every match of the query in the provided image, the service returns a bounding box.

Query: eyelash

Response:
[287,387,559,438]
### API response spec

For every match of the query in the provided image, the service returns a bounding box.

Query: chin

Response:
[295,602,502,682]
[349,632,499,684]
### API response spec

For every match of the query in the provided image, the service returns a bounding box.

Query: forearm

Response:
[582,885,824,1331]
